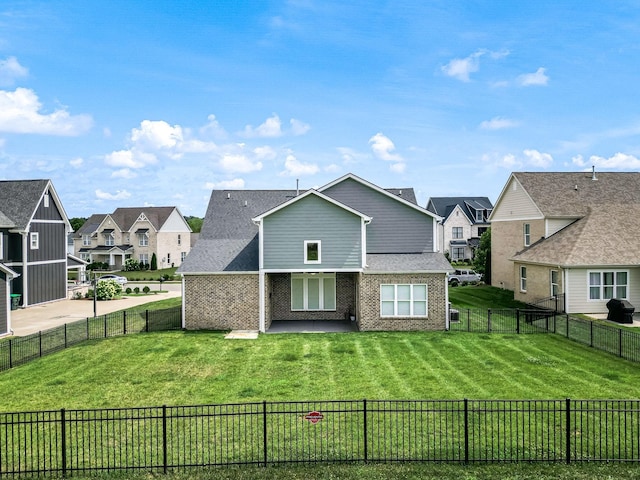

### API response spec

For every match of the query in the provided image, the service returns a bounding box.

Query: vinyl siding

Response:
[546,218,577,237]
[263,194,362,270]
[27,261,67,304]
[322,178,434,253]
[491,177,542,221]
[33,194,64,221]
[565,267,640,314]
[27,222,67,263]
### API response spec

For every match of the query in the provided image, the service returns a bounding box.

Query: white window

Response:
[30,232,39,250]
[291,273,335,311]
[380,284,428,317]
[520,266,527,292]
[589,271,628,300]
[82,234,92,246]
[80,253,90,261]
[105,233,114,246]
[139,253,149,265]
[44,193,50,208]
[304,240,321,264]
[452,227,463,239]
[178,234,182,246]
[523,223,531,247]
[550,270,559,296]
[181,251,187,262]
[138,233,148,247]
[452,246,465,260]
[475,209,483,221]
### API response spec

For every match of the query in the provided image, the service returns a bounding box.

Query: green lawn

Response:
[449,284,528,309]
[2,330,640,412]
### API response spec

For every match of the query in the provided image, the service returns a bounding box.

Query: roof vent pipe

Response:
[592,165,597,180]
[296,179,299,196]
[227,193,230,199]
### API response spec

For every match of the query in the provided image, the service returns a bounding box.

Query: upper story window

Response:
[30,232,39,250]
[138,233,149,247]
[452,227,463,239]
[82,234,92,246]
[304,240,321,264]
[44,193,50,208]
[178,234,182,246]
[475,209,484,221]
[523,223,531,247]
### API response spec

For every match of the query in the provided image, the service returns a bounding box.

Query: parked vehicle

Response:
[98,274,128,286]
[447,269,482,286]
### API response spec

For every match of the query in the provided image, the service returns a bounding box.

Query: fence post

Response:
[162,405,168,474]
[590,321,593,348]
[123,311,127,335]
[566,315,569,338]
[86,317,89,340]
[619,329,623,358]
[61,408,67,477]
[8,338,12,368]
[39,331,43,357]
[146,310,150,332]
[64,324,68,348]
[487,309,492,333]
[104,315,108,338]
[565,398,571,464]
[263,401,268,467]
[516,309,520,334]
[363,399,368,463]
[467,310,471,332]
[464,398,469,464]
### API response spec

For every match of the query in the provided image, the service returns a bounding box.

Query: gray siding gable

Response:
[262,193,364,270]
[321,177,435,254]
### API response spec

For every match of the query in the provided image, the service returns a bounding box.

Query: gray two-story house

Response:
[0,180,72,335]
[178,173,452,333]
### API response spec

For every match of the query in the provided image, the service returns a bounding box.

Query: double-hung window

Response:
[30,232,39,250]
[291,273,335,311]
[550,270,559,296]
[589,271,628,300]
[380,284,428,317]
[520,266,527,292]
[452,227,463,239]
[138,233,148,247]
[523,223,531,247]
[304,241,321,264]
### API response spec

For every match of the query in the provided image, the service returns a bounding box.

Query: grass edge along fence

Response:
[0,306,182,371]
[449,308,640,363]
[1,398,640,477]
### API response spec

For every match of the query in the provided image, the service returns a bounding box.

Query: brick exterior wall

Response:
[491,219,545,291]
[184,274,259,330]
[513,263,560,304]
[358,273,447,331]
[269,273,356,321]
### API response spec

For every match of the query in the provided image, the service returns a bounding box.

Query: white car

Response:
[98,274,128,286]
[447,269,482,286]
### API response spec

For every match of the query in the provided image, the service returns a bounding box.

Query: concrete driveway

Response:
[10,282,182,337]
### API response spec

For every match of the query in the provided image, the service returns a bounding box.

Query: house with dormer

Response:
[0,180,73,335]
[178,173,453,333]
[490,170,640,315]
[426,197,493,262]
[74,207,192,270]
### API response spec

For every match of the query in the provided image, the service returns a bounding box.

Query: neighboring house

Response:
[0,180,73,321]
[178,173,453,333]
[490,170,640,314]
[426,197,493,261]
[74,207,192,270]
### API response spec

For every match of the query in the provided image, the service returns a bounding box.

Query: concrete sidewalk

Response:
[10,289,182,337]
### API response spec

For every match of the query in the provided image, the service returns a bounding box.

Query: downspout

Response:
[21,231,28,307]
[445,274,450,331]
[257,219,265,333]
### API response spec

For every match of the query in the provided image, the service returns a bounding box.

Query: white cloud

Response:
[95,189,131,200]
[442,49,509,82]
[480,117,519,130]
[219,153,263,173]
[253,145,277,160]
[0,87,93,135]
[111,168,137,179]
[131,120,183,151]
[523,149,554,167]
[242,114,283,138]
[69,157,83,168]
[517,67,549,86]
[105,149,157,169]
[573,152,640,169]
[337,147,367,164]
[199,114,227,139]
[205,178,246,189]
[389,162,406,174]
[290,118,310,136]
[0,57,28,86]
[280,154,319,176]
[369,132,402,162]
[325,163,340,173]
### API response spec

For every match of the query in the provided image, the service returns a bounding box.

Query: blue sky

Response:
[1,1,640,218]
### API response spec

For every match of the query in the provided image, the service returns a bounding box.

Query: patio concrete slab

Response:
[267,320,358,334]
[224,330,259,339]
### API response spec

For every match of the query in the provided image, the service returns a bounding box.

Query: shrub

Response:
[123,259,140,271]
[95,279,122,300]
[125,287,132,294]
[150,253,157,271]
[143,286,150,294]
[134,287,140,294]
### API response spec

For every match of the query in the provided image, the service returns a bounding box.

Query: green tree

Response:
[151,252,158,270]
[69,217,87,232]
[473,228,491,284]
[186,216,203,233]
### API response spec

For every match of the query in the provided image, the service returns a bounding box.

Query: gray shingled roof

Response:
[0,179,50,230]
[76,214,107,235]
[512,172,640,217]
[513,204,640,266]
[426,196,493,223]
[111,206,178,231]
[366,253,454,272]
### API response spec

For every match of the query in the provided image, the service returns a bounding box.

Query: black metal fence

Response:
[449,308,640,363]
[1,398,639,476]
[0,306,182,372]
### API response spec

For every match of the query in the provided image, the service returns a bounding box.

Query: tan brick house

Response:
[490,170,640,314]
[178,174,453,332]
[74,206,192,270]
